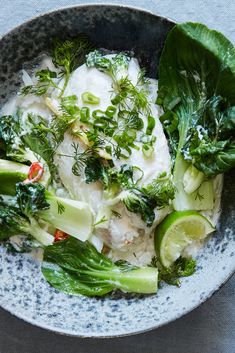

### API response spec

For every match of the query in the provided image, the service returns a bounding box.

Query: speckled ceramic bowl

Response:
[0,4,234,337]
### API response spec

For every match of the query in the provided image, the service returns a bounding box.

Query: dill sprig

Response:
[93,216,108,227]
[53,35,94,97]
[57,201,65,215]
[113,74,150,113]
[21,69,60,96]
[70,143,94,177]
[21,36,94,98]
[86,52,155,157]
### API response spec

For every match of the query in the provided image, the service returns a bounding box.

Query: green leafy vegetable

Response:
[0,196,53,245]
[159,22,235,176]
[0,157,94,242]
[0,159,29,195]
[84,157,105,183]
[0,112,54,181]
[0,114,36,163]
[85,165,174,227]
[122,189,156,227]
[14,182,93,242]
[86,51,130,81]
[16,182,50,215]
[42,237,158,296]
[158,22,235,209]
[182,96,235,176]
[125,113,144,130]
[121,174,174,226]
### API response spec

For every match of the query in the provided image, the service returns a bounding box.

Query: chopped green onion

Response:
[80,107,90,123]
[146,115,156,135]
[142,143,154,158]
[82,92,100,105]
[132,144,140,151]
[105,106,117,118]
[92,109,106,119]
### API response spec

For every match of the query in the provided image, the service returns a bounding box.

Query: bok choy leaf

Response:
[42,237,159,296]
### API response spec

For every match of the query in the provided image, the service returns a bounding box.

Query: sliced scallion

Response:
[146,115,156,135]
[82,92,100,105]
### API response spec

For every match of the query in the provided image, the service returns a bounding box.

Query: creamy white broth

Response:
[1,53,222,266]
[53,56,172,252]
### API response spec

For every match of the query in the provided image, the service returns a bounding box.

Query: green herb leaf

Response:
[152,256,197,286]
[122,189,156,227]
[0,113,35,163]
[53,35,94,96]
[161,258,197,286]
[16,182,50,216]
[86,51,130,80]
[0,195,53,245]
[21,69,59,96]
[57,201,65,215]
[144,172,175,207]
[84,157,104,183]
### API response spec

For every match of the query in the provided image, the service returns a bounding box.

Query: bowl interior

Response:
[0,4,234,337]
[0,5,174,104]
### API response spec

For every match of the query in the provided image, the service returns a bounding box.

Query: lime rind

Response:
[154,211,215,268]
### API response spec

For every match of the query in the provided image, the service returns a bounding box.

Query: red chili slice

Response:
[54,229,69,242]
[23,162,44,184]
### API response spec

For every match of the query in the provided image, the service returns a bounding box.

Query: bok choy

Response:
[0,160,93,242]
[158,22,235,209]
[42,237,159,296]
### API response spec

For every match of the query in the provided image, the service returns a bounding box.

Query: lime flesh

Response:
[154,211,215,268]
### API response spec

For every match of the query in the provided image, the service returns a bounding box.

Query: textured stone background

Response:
[0,1,234,352]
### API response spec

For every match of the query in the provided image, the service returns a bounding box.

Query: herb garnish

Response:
[21,69,60,96]
[86,51,156,158]
[57,201,65,215]
[151,256,197,286]
[53,35,94,97]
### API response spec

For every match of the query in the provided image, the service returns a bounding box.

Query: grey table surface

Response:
[0,0,234,352]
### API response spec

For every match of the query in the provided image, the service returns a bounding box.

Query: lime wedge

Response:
[154,211,215,268]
